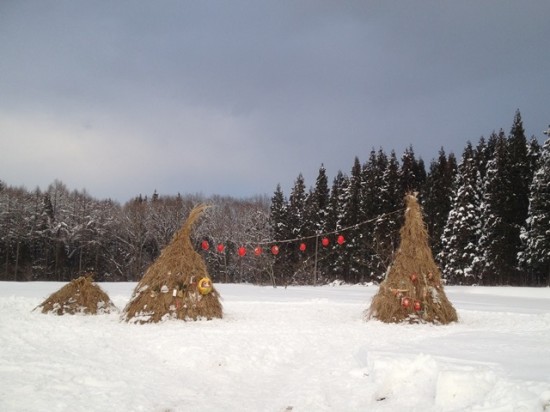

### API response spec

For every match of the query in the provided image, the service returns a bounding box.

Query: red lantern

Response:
[410,273,418,282]
[271,245,280,255]
[401,297,410,308]
[254,246,263,256]
[201,240,209,251]
[299,242,306,252]
[217,244,225,253]
[337,235,345,245]
[413,300,421,311]
[238,246,246,257]
[321,237,329,247]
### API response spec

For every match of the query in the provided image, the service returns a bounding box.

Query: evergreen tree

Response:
[325,171,348,282]
[288,174,307,238]
[270,184,290,284]
[301,165,331,283]
[339,157,364,283]
[309,164,330,233]
[526,136,541,179]
[371,150,402,280]
[475,133,497,180]
[270,184,288,242]
[359,149,383,281]
[422,148,457,259]
[507,110,531,235]
[400,146,426,193]
[477,112,533,285]
[287,173,308,282]
[518,136,550,286]
[415,157,427,192]
[478,130,517,285]
[360,150,381,221]
[439,142,483,284]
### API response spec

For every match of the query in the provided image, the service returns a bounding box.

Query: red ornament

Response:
[217,244,225,253]
[410,273,418,282]
[238,246,246,257]
[271,245,280,255]
[337,235,345,245]
[299,242,306,252]
[401,297,411,308]
[321,237,329,247]
[201,240,209,251]
[413,300,422,311]
[254,246,263,256]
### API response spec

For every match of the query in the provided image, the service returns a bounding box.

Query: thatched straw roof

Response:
[37,275,117,315]
[366,193,458,324]
[122,204,223,323]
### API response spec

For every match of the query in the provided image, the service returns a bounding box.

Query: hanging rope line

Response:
[200,207,405,253]
[252,208,405,246]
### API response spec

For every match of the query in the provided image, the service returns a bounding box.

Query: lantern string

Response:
[211,208,405,248]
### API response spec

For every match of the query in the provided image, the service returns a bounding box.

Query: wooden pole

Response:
[313,234,319,286]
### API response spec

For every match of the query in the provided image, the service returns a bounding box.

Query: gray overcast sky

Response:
[1,1,549,203]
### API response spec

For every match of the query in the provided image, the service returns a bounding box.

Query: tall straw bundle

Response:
[122,204,223,323]
[37,275,117,315]
[366,193,457,324]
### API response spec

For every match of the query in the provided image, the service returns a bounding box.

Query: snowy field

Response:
[1,282,549,412]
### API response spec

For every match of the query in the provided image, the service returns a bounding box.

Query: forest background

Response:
[1,111,549,286]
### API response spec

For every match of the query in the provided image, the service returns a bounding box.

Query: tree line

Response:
[269,111,548,286]
[1,111,548,286]
[0,181,271,283]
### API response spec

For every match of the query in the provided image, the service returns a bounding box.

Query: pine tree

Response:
[422,148,457,259]
[360,149,383,281]
[400,146,426,194]
[339,157,364,283]
[507,110,531,234]
[309,164,330,233]
[287,173,308,282]
[526,137,541,179]
[372,150,403,280]
[326,171,348,282]
[288,174,307,238]
[476,113,533,285]
[439,142,483,284]
[518,136,550,286]
[269,184,290,284]
[478,130,516,285]
[270,184,288,241]
[516,136,542,285]
[475,133,497,180]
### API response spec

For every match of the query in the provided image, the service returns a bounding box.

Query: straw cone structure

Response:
[122,204,223,323]
[37,275,117,315]
[366,193,458,324]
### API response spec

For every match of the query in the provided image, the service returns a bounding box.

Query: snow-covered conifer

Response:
[439,142,483,284]
[518,136,550,286]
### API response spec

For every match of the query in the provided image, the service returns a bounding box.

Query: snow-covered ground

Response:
[1,282,549,412]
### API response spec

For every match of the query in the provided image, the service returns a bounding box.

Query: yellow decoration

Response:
[197,277,213,295]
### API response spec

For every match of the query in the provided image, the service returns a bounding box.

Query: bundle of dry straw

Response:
[37,275,117,315]
[366,193,458,324]
[122,204,223,323]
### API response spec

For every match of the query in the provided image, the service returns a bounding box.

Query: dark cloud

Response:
[1,1,549,202]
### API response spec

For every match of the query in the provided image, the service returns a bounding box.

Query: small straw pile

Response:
[37,275,117,315]
[122,204,223,323]
[366,193,458,324]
